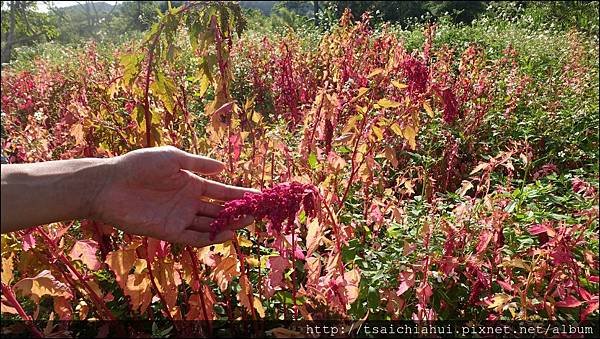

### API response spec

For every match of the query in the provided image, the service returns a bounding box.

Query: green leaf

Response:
[308,153,318,169]
[120,53,144,87]
[367,286,379,309]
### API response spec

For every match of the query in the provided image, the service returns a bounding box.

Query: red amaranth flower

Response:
[209,182,319,239]
[400,56,429,96]
[440,88,459,123]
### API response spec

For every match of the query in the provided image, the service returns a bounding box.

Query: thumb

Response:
[175,149,225,175]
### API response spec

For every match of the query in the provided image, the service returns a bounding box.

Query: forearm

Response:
[1,158,113,233]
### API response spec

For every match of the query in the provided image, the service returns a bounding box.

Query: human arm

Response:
[0,146,256,246]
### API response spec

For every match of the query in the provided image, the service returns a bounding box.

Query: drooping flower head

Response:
[210,182,319,239]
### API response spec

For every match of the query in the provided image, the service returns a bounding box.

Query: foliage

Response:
[1,0,598,336]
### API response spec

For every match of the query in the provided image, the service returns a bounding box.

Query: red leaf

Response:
[416,282,433,305]
[551,250,573,266]
[556,296,583,308]
[579,287,593,301]
[476,230,493,254]
[23,232,36,251]
[229,133,242,163]
[396,281,411,296]
[580,298,599,321]
[267,256,290,289]
[528,222,555,237]
[69,240,101,270]
[496,279,514,292]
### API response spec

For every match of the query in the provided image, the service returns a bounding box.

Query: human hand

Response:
[90,146,256,247]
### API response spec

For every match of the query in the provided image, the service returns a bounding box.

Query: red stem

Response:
[322,201,345,276]
[231,238,257,320]
[339,115,369,207]
[143,238,174,322]
[36,227,116,320]
[143,26,163,148]
[1,283,44,338]
[260,147,267,190]
[291,225,298,320]
[186,247,212,334]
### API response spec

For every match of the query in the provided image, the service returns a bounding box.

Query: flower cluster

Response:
[210,182,319,239]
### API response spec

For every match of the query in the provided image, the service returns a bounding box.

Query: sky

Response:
[36,1,121,13]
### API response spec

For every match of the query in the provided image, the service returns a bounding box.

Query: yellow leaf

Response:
[246,256,260,267]
[13,270,72,303]
[126,270,153,313]
[501,258,531,271]
[251,111,262,123]
[367,68,383,78]
[134,258,147,274]
[390,122,403,136]
[385,147,399,168]
[470,162,489,175]
[356,87,369,99]
[236,274,253,314]
[54,296,72,320]
[211,241,235,257]
[70,124,86,146]
[237,235,253,248]
[244,97,254,112]
[198,74,210,98]
[253,297,265,318]
[75,300,89,320]
[377,98,401,109]
[392,80,408,90]
[404,180,415,195]
[211,256,240,292]
[423,101,434,117]
[371,126,384,141]
[306,219,322,257]
[403,126,417,150]
[342,115,360,133]
[1,253,14,285]
[105,246,139,288]
[488,293,513,313]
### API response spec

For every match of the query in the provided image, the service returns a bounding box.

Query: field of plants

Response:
[1,1,599,337]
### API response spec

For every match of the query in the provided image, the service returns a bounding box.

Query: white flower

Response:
[34,111,44,121]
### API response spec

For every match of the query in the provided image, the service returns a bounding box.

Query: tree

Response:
[1,1,57,64]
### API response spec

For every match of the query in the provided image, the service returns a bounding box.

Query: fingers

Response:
[194,177,260,202]
[229,215,255,230]
[189,215,254,232]
[175,148,225,175]
[175,229,234,247]
[195,200,224,218]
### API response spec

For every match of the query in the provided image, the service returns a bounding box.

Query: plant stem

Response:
[36,227,116,320]
[186,246,213,334]
[1,283,44,338]
[143,26,163,148]
[143,238,175,322]
[231,237,257,320]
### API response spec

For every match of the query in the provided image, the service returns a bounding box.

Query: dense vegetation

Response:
[1,1,598,337]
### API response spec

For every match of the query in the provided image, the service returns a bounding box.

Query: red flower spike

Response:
[209,182,319,240]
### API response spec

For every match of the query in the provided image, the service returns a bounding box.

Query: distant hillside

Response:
[56,1,116,15]
[240,1,277,15]
[55,1,279,16]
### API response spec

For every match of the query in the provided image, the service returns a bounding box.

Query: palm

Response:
[92,147,255,247]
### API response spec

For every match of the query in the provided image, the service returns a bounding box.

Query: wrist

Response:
[86,157,118,221]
